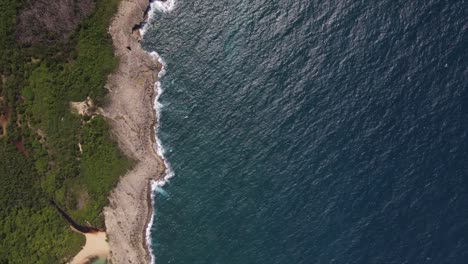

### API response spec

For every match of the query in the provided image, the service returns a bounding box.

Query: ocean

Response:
[142,0,468,263]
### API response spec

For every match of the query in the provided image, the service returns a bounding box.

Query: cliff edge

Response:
[102,0,165,263]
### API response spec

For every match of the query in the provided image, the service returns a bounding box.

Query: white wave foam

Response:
[139,21,148,36]
[145,181,157,264]
[149,51,167,78]
[144,50,175,264]
[155,185,169,197]
[140,0,176,35]
[141,2,176,262]
[153,0,176,13]
[149,51,175,183]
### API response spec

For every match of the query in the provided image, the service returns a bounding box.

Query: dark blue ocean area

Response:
[142,0,467,263]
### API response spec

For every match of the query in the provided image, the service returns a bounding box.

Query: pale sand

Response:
[70,97,94,116]
[101,0,165,263]
[70,232,110,264]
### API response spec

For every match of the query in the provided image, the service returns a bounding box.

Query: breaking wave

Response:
[141,2,176,264]
[140,0,176,35]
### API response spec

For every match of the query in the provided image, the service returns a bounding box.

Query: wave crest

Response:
[142,2,176,264]
[140,0,176,35]
[153,0,176,13]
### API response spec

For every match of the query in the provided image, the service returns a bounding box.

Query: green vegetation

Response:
[0,0,131,263]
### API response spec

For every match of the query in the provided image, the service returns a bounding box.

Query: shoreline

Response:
[101,0,167,263]
[69,231,110,264]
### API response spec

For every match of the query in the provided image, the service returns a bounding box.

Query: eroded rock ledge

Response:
[102,0,165,263]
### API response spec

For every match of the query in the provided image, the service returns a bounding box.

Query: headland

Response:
[101,0,166,263]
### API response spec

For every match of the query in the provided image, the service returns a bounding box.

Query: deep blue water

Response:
[143,0,468,263]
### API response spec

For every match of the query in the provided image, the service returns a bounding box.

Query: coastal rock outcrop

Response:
[102,0,165,263]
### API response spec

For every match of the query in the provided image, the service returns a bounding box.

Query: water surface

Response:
[144,0,468,263]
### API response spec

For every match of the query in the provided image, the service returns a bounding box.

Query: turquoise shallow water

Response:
[143,0,467,263]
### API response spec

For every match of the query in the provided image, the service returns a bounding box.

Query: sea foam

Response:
[153,0,176,13]
[140,0,176,35]
[141,2,176,264]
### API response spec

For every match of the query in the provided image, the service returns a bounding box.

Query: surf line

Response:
[141,1,176,264]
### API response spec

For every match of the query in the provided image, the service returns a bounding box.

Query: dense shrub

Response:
[0,0,130,262]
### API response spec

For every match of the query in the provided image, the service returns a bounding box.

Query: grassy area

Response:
[0,0,132,262]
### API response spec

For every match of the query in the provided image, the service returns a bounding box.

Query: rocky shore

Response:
[101,0,165,263]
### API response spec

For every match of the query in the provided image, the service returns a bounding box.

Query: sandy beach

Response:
[100,0,165,263]
[70,231,110,264]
